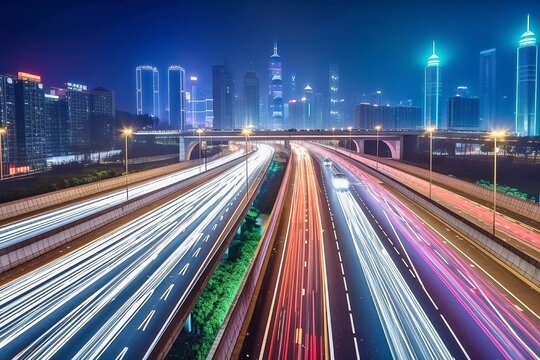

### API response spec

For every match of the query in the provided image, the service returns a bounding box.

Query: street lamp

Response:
[332,127,336,150]
[122,128,133,201]
[0,128,6,180]
[348,126,353,157]
[374,125,382,169]
[426,126,436,199]
[491,130,505,235]
[197,129,204,173]
[242,128,252,202]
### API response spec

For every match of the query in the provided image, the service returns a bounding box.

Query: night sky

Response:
[1,0,539,113]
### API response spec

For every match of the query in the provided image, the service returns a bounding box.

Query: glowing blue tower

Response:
[268,41,283,129]
[516,15,538,136]
[424,41,441,129]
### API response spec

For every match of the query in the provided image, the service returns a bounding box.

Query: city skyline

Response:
[1,1,539,114]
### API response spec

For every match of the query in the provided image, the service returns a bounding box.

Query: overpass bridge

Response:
[134,129,526,161]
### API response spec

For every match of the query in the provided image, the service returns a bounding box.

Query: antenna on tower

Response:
[273,40,278,56]
[527,14,530,32]
[432,40,436,55]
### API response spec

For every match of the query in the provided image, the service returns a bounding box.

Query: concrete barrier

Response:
[0,151,229,222]
[208,149,292,360]
[0,155,243,274]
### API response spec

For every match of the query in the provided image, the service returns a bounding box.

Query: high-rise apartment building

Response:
[168,66,186,130]
[424,41,442,129]
[136,65,160,118]
[90,87,115,150]
[44,93,68,156]
[515,15,538,136]
[244,71,260,128]
[65,82,90,152]
[479,48,497,131]
[15,72,46,167]
[329,64,343,129]
[0,75,16,168]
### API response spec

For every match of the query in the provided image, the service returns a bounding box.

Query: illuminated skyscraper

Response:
[15,72,46,167]
[243,71,259,128]
[168,66,186,130]
[515,15,538,136]
[65,82,90,151]
[424,41,442,129]
[136,65,160,118]
[0,74,16,168]
[329,64,342,128]
[90,87,115,150]
[479,48,497,130]
[268,41,283,129]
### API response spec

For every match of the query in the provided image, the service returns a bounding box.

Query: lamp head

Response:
[374,125,382,131]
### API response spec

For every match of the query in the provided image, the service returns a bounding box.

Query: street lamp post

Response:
[374,125,381,169]
[197,129,203,173]
[242,128,252,202]
[426,127,435,199]
[0,128,6,180]
[332,127,336,150]
[122,128,133,201]
[491,130,505,235]
[348,126,352,157]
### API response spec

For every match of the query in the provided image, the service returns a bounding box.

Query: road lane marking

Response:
[115,347,129,360]
[193,247,201,257]
[160,284,174,301]
[349,313,356,334]
[179,263,190,276]
[138,310,155,331]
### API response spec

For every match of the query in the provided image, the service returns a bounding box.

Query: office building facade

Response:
[329,64,343,129]
[44,93,68,156]
[136,65,160,118]
[212,65,234,129]
[479,48,497,130]
[168,66,186,130]
[244,71,260,128]
[0,75,17,168]
[447,95,480,130]
[65,82,90,152]
[90,87,115,150]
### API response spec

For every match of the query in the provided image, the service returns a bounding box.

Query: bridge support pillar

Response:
[382,139,402,160]
[355,139,365,154]
[178,136,186,161]
[284,138,291,149]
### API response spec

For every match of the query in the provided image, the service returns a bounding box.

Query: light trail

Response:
[0,149,244,249]
[261,145,332,360]
[313,143,540,359]
[0,145,274,359]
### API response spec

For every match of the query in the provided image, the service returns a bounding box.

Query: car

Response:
[323,158,332,166]
[332,173,349,190]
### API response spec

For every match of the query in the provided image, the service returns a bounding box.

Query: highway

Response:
[0,145,273,359]
[329,146,540,255]
[0,149,244,250]
[259,145,332,359]
[310,143,540,359]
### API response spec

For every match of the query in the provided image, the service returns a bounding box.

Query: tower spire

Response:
[273,40,278,56]
[527,14,530,32]
[432,40,436,56]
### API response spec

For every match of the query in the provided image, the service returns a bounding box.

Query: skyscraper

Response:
[424,41,442,129]
[516,15,538,136]
[329,64,342,128]
[268,42,284,129]
[44,93,68,156]
[90,87,115,150]
[15,72,45,167]
[479,48,497,131]
[136,65,160,119]
[447,94,480,130]
[212,64,234,129]
[0,75,16,168]
[243,71,260,128]
[66,82,90,152]
[168,66,186,130]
